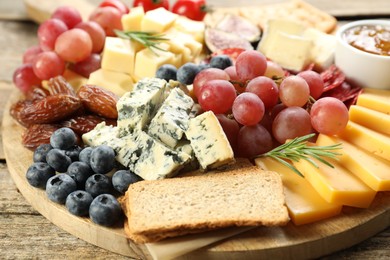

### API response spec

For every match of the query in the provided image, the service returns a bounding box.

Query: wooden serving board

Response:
[3,89,390,259]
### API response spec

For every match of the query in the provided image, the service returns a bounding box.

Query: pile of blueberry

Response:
[156,54,233,85]
[26,127,142,227]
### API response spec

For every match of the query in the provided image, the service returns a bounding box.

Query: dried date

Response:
[47,76,76,96]
[62,114,117,136]
[25,86,49,101]
[22,124,61,150]
[77,85,118,119]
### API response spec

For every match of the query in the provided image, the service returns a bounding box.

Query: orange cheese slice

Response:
[356,92,390,115]
[317,134,390,191]
[255,157,342,225]
[292,155,376,208]
[337,121,390,161]
[349,105,390,135]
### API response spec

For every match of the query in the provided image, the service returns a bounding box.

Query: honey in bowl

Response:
[343,25,390,56]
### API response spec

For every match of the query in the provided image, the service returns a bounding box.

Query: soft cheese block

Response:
[186,111,235,170]
[337,121,390,161]
[255,157,342,225]
[349,105,390,135]
[87,69,134,97]
[317,134,390,191]
[121,6,144,31]
[302,28,336,69]
[141,7,178,33]
[356,92,390,115]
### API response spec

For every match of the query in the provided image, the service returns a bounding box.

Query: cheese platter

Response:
[4,0,390,259]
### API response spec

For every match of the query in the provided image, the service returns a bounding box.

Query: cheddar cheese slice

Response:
[356,92,390,115]
[317,134,390,191]
[255,157,342,225]
[349,105,390,135]
[337,121,390,161]
[292,155,376,208]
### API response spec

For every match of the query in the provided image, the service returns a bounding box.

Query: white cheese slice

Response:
[302,28,336,69]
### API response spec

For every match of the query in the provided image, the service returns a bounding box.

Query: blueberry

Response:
[67,161,93,189]
[50,127,77,150]
[85,174,112,197]
[156,64,177,81]
[79,147,93,166]
[177,62,201,85]
[90,145,116,174]
[65,145,82,162]
[65,190,93,216]
[46,174,77,204]
[33,144,53,163]
[89,194,122,226]
[112,170,142,194]
[209,55,233,70]
[26,162,55,189]
[198,63,210,71]
[46,149,72,173]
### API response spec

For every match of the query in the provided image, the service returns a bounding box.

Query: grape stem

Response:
[114,30,168,56]
[255,133,342,177]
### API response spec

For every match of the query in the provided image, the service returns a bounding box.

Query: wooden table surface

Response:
[1,0,390,259]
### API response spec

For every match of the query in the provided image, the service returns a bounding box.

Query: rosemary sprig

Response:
[114,30,168,55]
[255,133,342,177]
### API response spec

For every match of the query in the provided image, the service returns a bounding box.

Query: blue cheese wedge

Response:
[82,122,119,147]
[133,131,191,180]
[116,78,167,137]
[148,88,194,148]
[115,134,142,169]
[185,111,235,170]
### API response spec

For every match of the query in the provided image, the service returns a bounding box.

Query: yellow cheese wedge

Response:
[362,88,390,97]
[173,16,205,43]
[292,155,376,208]
[134,46,175,79]
[255,157,342,225]
[87,68,133,97]
[356,92,390,115]
[141,7,178,33]
[349,105,390,135]
[101,37,143,76]
[121,6,145,31]
[317,134,390,191]
[62,69,87,92]
[337,121,390,161]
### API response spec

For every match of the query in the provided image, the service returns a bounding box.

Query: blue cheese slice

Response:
[82,122,118,147]
[185,111,235,170]
[115,134,142,170]
[148,88,194,148]
[116,78,167,137]
[133,131,191,180]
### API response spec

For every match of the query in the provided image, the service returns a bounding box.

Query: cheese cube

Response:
[293,155,376,208]
[121,6,144,31]
[317,134,390,191]
[62,69,87,92]
[266,31,312,71]
[141,7,178,33]
[134,46,175,79]
[82,122,119,147]
[165,30,203,63]
[101,37,143,76]
[356,92,390,114]
[186,111,235,170]
[302,28,336,69]
[337,121,390,161]
[87,69,133,97]
[255,157,342,225]
[349,105,390,135]
[173,16,205,43]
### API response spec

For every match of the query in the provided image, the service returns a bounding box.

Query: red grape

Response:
[71,53,101,78]
[232,92,265,126]
[55,28,93,63]
[51,6,82,29]
[75,21,106,53]
[237,124,273,158]
[99,0,129,14]
[224,65,245,93]
[23,46,43,65]
[246,76,279,109]
[89,6,123,37]
[235,50,267,82]
[37,18,68,51]
[264,60,285,80]
[13,64,41,93]
[279,75,310,107]
[32,51,66,80]
[297,70,324,100]
[198,80,236,114]
[216,114,240,152]
[272,106,313,144]
[271,103,286,119]
[310,97,349,135]
[193,68,229,98]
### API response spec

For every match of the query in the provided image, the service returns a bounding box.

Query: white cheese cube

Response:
[121,6,144,31]
[141,7,178,33]
[148,88,194,148]
[87,68,134,97]
[302,28,336,69]
[186,111,235,170]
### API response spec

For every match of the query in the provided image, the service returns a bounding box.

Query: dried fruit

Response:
[47,76,76,96]
[62,114,116,136]
[19,94,82,125]
[77,85,118,119]
[10,100,33,127]
[22,124,61,150]
[25,86,49,101]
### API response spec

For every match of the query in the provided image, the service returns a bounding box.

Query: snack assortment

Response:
[8,0,390,254]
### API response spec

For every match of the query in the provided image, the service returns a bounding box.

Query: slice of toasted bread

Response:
[124,166,289,243]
